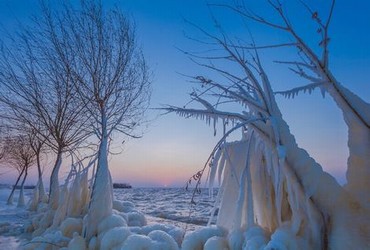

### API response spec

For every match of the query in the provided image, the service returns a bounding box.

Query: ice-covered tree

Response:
[221,0,370,209]
[3,135,36,207]
[29,0,151,241]
[167,1,370,249]
[0,1,150,247]
[69,2,151,240]
[0,7,90,210]
[27,125,48,203]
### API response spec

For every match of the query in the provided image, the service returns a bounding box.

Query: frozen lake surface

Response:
[0,187,218,248]
[114,187,218,227]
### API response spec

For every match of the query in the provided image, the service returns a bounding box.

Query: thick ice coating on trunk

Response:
[17,166,28,207]
[36,155,47,203]
[210,108,370,249]
[214,127,325,249]
[326,82,370,208]
[49,150,63,210]
[7,167,25,205]
[84,117,113,241]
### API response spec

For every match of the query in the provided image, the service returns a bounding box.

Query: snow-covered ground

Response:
[0,187,33,249]
[0,187,209,249]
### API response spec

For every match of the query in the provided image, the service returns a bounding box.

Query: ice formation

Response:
[181,226,227,250]
[2,1,368,249]
[20,167,187,249]
[169,77,370,249]
[166,14,370,247]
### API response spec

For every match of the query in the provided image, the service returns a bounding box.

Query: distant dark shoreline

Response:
[0,184,36,189]
[113,183,132,189]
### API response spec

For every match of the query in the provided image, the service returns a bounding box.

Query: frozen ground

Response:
[0,187,209,249]
[0,187,32,249]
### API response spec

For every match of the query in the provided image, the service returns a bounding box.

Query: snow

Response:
[0,187,31,249]
[0,185,203,249]
[0,185,220,249]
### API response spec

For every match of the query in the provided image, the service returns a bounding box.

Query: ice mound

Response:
[23,191,184,250]
[100,227,131,249]
[24,231,70,249]
[147,230,179,250]
[121,230,179,250]
[113,200,135,213]
[204,236,229,250]
[181,226,227,250]
[121,234,152,250]
[60,217,83,238]
[67,232,87,249]
[243,226,269,250]
[264,226,306,250]
[227,229,244,250]
[140,223,184,242]
[126,211,147,227]
[98,214,127,235]
[112,200,146,227]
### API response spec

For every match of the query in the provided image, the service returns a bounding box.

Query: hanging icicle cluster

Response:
[207,128,324,249]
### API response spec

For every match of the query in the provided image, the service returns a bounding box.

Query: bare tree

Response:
[27,125,48,203]
[4,135,36,207]
[36,1,151,239]
[166,0,369,249]
[216,0,370,206]
[0,6,90,209]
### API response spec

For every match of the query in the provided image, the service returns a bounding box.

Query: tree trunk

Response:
[276,114,370,249]
[36,151,47,203]
[84,111,113,241]
[326,81,370,208]
[17,165,28,207]
[49,148,63,210]
[7,168,25,205]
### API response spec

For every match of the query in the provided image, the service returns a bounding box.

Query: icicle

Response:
[213,118,217,136]
[233,131,255,230]
[234,169,247,230]
[320,86,326,98]
[223,146,240,187]
[67,172,82,217]
[284,170,301,234]
[217,150,227,186]
[209,147,223,196]
[208,178,226,227]
[80,170,90,214]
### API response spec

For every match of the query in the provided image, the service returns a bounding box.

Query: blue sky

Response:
[0,0,369,187]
